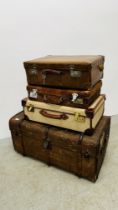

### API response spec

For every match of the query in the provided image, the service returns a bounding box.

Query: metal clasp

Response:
[43,138,51,149]
[70,65,82,78]
[29,89,38,99]
[72,93,83,105]
[75,112,86,122]
[30,64,37,75]
[27,104,34,112]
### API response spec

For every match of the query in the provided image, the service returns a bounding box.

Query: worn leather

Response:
[24,55,104,89]
[9,112,111,182]
[27,81,102,108]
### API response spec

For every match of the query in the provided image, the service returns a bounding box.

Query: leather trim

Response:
[22,98,27,107]
[85,108,94,119]
[84,128,94,135]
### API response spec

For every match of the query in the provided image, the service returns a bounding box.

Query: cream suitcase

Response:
[22,95,105,135]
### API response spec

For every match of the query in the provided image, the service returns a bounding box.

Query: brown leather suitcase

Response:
[9,112,111,182]
[27,81,102,109]
[24,55,104,89]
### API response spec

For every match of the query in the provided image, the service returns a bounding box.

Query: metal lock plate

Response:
[30,65,38,75]
[30,69,37,75]
[29,89,38,99]
[70,65,82,78]
[75,112,86,122]
[70,70,82,78]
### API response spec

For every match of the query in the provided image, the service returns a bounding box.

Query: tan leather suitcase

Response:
[24,55,104,89]
[9,111,111,182]
[22,95,105,134]
[27,81,102,109]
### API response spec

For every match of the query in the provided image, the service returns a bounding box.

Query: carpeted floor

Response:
[0,116,118,210]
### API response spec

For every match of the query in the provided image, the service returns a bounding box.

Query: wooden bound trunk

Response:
[9,112,111,182]
[22,95,105,135]
[24,55,104,89]
[27,81,102,109]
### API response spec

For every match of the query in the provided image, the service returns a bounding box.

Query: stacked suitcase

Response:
[9,55,111,182]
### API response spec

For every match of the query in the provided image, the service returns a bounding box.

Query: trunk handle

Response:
[40,109,68,120]
[41,69,63,85]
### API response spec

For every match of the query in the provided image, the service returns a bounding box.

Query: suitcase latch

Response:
[43,138,51,150]
[72,93,83,104]
[27,104,34,112]
[70,70,82,78]
[29,89,38,99]
[30,65,38,75]
[70,65,82,78]
[75,112,86,122]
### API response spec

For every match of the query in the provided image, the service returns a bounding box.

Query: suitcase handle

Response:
[42,69,63,75]
[40,109,68,120]
[42,69,63,85]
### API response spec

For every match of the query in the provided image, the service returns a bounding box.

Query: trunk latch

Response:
[75,112,86,122]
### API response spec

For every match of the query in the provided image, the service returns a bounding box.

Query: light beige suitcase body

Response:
[22,95,105,135]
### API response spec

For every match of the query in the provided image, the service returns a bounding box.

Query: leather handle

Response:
[41,69,63,85]
[40,109,68,120]
[42,69,63,75]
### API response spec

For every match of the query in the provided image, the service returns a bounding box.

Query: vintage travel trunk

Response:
[9,112,111,182]
[24,55,104,89]
[22,95,105,134]
[27,81,102,109]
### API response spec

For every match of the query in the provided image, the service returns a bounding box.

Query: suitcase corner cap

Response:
[85,108,94,118]
[22,98,27,107]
